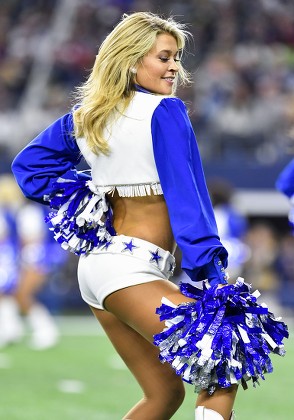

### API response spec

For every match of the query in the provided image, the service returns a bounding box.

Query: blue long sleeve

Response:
[151,98,228,285]
[11,113,83,204]
[276,159,294,198]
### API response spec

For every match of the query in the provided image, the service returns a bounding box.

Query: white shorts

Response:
[77,235,176,310]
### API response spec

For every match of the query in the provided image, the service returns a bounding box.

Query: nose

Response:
[168,58,179,72]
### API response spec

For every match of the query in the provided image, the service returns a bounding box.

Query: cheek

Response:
[137,64,161,83]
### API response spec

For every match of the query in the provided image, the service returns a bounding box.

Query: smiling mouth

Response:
[162,78,175,82]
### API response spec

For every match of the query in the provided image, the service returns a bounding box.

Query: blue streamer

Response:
[154,278,289,394]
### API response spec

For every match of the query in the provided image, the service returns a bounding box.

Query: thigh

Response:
[91,307,185,397]
[104,279,195,342]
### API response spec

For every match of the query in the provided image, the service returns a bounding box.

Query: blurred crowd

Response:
[0,0,293,165]
[1,0,294,349]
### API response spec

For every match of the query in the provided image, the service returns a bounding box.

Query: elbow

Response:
[11,169,45,205]
[20,186,46,205]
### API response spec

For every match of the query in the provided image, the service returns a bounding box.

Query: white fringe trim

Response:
[96,182,163,197]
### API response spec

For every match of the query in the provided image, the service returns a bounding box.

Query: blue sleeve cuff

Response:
[183,255,228,286]
[202,256,229,286]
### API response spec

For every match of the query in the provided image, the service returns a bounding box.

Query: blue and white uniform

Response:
[276,159,294,230]
[0,208,19,294]
[11,87,288,393]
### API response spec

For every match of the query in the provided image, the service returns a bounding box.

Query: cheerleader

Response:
[12,12,287,419]
[276,158,294,230]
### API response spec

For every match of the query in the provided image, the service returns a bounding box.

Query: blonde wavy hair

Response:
[73,12,191,155]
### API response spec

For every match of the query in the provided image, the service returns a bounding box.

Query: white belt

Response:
[92,235,176,278]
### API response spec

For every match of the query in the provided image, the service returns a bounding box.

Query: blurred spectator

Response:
[276,233,294,312]
[207,177,250,278]
[275,158,294,311]
[0,174,23,348]
[276,158,294,232]
[0,174,63,350]
[14,200,62,350]
[243,222,279,292]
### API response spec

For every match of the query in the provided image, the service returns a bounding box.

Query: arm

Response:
[151,97,228,285]
[11,113,84,205]
[276,159,294,198]
[276,159,294,231]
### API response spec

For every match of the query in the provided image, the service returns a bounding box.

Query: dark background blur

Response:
[1,0,294,314]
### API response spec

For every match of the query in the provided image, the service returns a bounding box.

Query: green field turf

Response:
[0,316,293,420]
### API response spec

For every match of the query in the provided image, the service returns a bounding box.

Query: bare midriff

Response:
[107,191,176,254]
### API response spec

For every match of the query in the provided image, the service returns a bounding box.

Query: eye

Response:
[159,57,181,63]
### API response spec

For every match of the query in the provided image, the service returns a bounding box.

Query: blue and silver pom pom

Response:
[154,277,289,395]
[45,178,115,255]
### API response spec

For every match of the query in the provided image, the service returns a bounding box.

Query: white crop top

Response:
[76,91,166,197]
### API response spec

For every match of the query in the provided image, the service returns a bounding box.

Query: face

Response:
[135,33,180,95]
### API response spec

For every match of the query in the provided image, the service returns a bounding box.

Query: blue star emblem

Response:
[149,248,162,265]
[121,238,139,254]
[168,262,175,274]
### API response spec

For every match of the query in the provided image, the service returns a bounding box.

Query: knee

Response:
[168,381,186,411]
[152,376,186,414]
